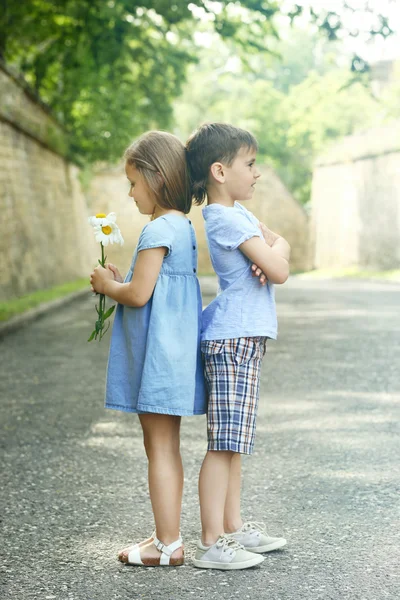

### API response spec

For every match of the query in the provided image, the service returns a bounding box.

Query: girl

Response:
[90,131,206,567]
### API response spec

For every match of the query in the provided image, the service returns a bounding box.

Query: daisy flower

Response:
[87,212,124,342]
[88,212,124,247]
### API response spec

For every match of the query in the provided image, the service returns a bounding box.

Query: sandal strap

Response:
[153,536,183,565]
[127,545,143,565]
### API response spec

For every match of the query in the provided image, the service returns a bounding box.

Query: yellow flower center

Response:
[102,225,112,235]
[96,212,106,218]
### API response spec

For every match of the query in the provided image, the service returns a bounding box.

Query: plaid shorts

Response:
[201,337,267,455]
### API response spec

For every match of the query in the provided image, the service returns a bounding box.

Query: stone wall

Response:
[245,165,311,273]
[0,62,96,301]
[87,163,311,276]
[311,122,400,270]
[1,59,310,302]
[86,166,212,275]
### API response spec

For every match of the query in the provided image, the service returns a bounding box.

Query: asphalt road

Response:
[1,278,399,600]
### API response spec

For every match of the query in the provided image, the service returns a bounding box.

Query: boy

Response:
[186,123,290,570]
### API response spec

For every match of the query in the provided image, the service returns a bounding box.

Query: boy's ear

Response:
[210,162,225,184]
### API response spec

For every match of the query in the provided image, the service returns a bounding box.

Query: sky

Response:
[279,0,400,62]
[191,1,400,63]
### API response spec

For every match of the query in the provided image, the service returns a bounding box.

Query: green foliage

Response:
[1,1,393,165]
[278,70,379,204]
[173,29,381,205]
[1,0,279,164]
[380,63,400,119]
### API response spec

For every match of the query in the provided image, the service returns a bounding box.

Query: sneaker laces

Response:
[216,535,244,556]
[241,521,268,535]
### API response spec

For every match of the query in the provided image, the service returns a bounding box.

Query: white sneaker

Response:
[192,535,265,570]
[228,522,287,553]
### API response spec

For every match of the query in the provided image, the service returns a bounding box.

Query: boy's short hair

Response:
[185,123,258,205]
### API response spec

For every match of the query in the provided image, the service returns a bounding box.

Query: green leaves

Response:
[88,242,115,342]
[1,0,196,163]
[87,299,116,342]
[2,2,394,165]
[174,26,382,206]
[103,305,116,320]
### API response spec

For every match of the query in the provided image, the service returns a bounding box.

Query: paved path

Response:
[1,279,399,600]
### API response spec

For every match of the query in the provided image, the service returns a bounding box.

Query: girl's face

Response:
[125,163,157,216]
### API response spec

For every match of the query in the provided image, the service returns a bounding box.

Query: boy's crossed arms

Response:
[250,222,290,286]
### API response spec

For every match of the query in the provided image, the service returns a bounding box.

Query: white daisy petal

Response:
[94,232,104,244]
[89,212,124,247]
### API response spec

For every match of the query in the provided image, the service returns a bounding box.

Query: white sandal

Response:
[118,531,156,563]
[123,535,184,567]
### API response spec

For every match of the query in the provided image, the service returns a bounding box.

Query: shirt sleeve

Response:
[208,212,260,251]
[137,217,175,257]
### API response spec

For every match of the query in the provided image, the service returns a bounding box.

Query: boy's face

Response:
[223,147,261,201]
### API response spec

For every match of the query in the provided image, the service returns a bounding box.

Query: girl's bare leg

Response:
[120,413,184,562]
[223,453,243,533]
[198,450,234,545]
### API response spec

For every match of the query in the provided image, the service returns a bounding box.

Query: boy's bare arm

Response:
[259,223,290,260]
[270,236,291,262]
[250,224,290,284]
[240,236,290,284]
[258,222,279,246]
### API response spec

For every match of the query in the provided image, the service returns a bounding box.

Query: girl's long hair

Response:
[125,131,192,214]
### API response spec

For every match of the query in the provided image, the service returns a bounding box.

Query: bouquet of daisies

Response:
[88,212,124,342]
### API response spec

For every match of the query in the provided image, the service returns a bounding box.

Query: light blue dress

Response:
[105,214,206,416]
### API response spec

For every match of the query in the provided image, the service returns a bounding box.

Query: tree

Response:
[173,31,381,205]
[1,1,394,163]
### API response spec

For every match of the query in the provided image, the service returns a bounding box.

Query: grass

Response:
[2,267,398,323]
[0,278,89,322]
[295,267,400,281]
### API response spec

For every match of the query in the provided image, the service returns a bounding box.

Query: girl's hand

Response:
[251,263,267,286]
[259,222,280,247]
[90,265,114,295]
[107,263,124,283]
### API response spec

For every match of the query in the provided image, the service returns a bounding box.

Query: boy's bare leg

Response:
[198,450,234,545]
[223,453,243,533]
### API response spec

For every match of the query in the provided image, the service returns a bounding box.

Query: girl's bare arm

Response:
[91,247,166,307]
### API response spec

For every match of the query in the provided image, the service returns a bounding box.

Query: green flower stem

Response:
[88,242,115,342]
[99,243,105,339]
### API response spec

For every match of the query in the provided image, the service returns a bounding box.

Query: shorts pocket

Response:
[233,338,259,367]
[260,337,268,359]
[201,340,226,380]
[201,340,225,356]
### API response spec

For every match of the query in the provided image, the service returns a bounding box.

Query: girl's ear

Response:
[210,162,225,184]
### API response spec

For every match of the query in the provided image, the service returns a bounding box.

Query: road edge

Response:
[0,288,91,339]
[0,277,218,339]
